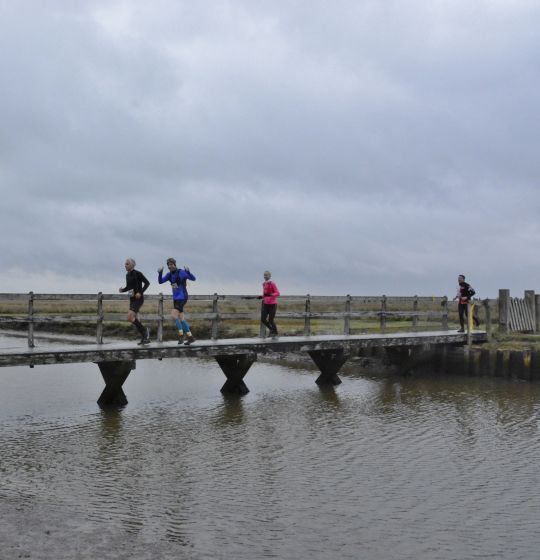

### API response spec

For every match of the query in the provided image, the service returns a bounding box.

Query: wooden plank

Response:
[157,293,164,342]
[499,289,510,333]
[442,296,448,329]
[525,290,535,331]
[344,295,351,334]
[0,330,489,369]
[412,296,418,328]
[484,299,492,341]
[536,294,540,333]
[96,292,103,344]
[0,293,31,301]
[28,292,34,348]
[304,295,311,336]
[211,294,218,340]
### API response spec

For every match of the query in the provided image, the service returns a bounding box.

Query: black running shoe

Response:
[178,333,185,345]
[138,328,151,345]
[184,335,196,346]
[457,328,465,333]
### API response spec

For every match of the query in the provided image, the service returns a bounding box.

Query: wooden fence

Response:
[498,289,540,334]
[0,292,469,347]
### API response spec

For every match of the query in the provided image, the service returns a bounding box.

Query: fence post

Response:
[442,296,448,329]
[412,296,418,328]
[304,295,311,336]
[484,299,492,341]
[536,294,540,334]
[525,290,535,332]
[499,289,510,333]
[466,301,472,346]
[28,291,34,348]
[380,295,387,329]
[157,293,164,342]
[211,294,218,340]
[96,292,103,344]
[344,295,351,335]
[259,299,266,338]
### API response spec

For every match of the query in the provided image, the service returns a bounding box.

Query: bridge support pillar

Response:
[97,360,135,406]
[215,354,257,394]
[308,349,352,385]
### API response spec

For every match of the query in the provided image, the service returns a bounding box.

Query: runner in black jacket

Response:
[453,274,479,332]
[119,258,151,344]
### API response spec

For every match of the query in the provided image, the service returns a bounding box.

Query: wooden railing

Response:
[0,292,494,347]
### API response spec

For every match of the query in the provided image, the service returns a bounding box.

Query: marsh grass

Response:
[0,297,497,341]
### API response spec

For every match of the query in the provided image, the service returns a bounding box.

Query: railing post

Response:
[412,295,418,328]
[484,299,492,341]
[28,291,34,348]
[304,295,311,336]
[525,290,535,332]
[157,293,164,342]
[96,292,103,344]
[344,295,351,335]
[442,296,448,329]
[380,295,387,329]
[535,294,540,334]
[211,294,218,340]
[499,289,510,333]
[259,299,266,338]
[466,301,472,345]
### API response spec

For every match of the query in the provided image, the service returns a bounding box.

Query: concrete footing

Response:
[215,354,257,394]
[307,349,354,385]
[97,360,136,406]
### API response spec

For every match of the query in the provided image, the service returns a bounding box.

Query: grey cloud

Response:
[1,0,539,298]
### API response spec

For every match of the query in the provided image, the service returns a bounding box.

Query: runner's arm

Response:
[139,272,150,294]
[158,271,170,284]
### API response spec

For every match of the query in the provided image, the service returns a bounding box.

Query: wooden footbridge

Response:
[0,292,490,405]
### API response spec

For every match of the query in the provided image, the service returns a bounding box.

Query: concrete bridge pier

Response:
[96,360,136,406]
[215,353,257,394]
[308,349,353,386]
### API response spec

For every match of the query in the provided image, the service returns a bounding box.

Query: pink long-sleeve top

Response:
[262,280,280,305]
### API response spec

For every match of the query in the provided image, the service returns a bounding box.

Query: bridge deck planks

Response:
[0,330,487,368]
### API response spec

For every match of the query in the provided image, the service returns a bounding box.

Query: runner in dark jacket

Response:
[119,258,151,344]
[453,274,479,332]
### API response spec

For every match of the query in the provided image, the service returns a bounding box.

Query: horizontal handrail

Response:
[0,292,455,302]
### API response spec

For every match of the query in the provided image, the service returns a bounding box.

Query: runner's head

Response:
[167,258,177,272]
[264,270,271,281]
[458,274,465,283]
[125,258,136,272]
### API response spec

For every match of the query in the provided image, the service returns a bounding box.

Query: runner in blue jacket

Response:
[158,258,196,345]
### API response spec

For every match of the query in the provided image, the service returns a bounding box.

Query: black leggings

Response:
[458,303,468,328]
[261,303,277,333]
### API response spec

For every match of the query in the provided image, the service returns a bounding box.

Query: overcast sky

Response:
[1,0,539,298]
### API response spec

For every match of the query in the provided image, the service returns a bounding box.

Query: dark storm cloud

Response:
[1,0,540,297]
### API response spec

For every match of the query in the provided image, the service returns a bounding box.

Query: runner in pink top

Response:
[259,270,280,338]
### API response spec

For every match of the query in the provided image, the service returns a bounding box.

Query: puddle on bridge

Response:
[1,333,540,560]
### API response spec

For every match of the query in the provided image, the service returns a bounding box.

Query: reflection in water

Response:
[217,394,245,426]
[1,346,540,559]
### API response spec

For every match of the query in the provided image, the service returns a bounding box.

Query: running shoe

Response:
[270,331,280,340]
[457,329,465,333]
[184,335,196,346]
[138,328,151,345]
[178,333,185,345]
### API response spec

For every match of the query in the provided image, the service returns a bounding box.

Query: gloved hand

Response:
[257,296,263,300]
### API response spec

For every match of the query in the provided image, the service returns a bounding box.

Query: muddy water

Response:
[1,334,540,559]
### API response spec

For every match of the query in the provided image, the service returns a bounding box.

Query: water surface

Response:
[1,334,540,559]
